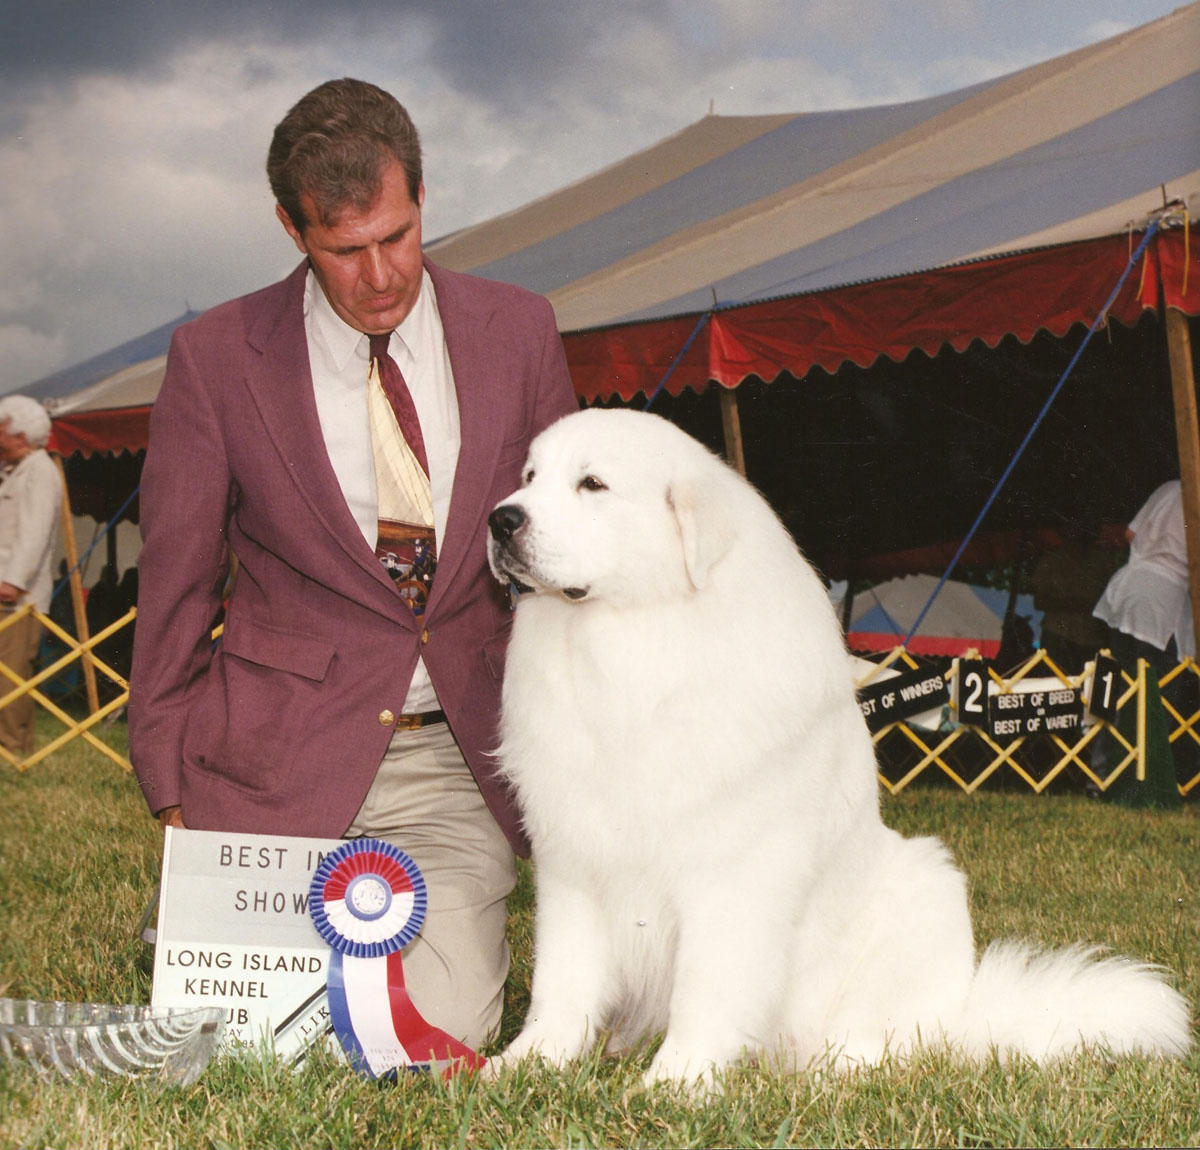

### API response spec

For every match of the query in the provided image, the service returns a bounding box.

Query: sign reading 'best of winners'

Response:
[151,827,346,1060]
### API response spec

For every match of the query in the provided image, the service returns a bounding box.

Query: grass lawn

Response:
[0,718,1196,1148]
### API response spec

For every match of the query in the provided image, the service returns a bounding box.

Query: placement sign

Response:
[151,827,344,1059]
[987,686,1083,741]
[857,666,949,733]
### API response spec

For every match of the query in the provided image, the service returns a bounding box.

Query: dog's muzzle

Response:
[488,503,534,592]
[487,503,589,601]
[488,503,526,545]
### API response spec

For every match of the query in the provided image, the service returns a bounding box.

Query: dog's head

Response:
[487,409,740,607]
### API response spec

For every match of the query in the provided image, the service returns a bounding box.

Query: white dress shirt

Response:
[305,268,461,710]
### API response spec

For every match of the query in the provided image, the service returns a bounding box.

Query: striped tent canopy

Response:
[29,312,201,458]
[427,2,1199,401]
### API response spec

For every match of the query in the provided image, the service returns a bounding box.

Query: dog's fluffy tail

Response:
[953,941,1193,1060]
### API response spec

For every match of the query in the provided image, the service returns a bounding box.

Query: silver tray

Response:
[0,999,225,1085]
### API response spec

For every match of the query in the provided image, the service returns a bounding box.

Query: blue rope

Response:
[901,220,1162,650]
[642,311,715,412]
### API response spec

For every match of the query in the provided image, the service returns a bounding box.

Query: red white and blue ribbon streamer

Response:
[309,839,483,1077]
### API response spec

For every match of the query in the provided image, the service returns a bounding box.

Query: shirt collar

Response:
[393,269,435,366]
[304,270,365,373]
[304,267,434,371]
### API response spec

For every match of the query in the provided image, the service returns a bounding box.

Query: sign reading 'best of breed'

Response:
[986,686,1083,741]
[151,827,344,1059]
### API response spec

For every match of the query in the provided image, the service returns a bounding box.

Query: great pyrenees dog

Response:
[486,408,1192,1086]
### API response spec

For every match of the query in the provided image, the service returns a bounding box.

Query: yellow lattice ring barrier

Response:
[1159,657,1200,796]
[0,602,133,773]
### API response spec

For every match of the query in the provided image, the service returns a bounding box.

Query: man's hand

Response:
[0,582,23,607]
[157,806,186,829]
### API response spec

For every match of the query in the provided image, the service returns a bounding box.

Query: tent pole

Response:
[53,456,100,715]
[719,387,746,476]
[1165,306,1200,657]
[840,574,856,635]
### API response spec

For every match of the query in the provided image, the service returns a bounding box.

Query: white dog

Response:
[486,408,1192,1085]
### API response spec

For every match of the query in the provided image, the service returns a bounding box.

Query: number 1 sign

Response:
[1088,654,1124,724]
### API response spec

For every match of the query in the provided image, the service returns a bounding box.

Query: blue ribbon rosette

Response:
[309,839,482,1077]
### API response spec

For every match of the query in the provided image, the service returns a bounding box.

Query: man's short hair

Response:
[267,78,423,233]
[0,395,52,448]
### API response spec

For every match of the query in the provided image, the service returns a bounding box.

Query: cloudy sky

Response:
[1,0,1186,390]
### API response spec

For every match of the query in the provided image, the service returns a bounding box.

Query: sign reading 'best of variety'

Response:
[985,685,1084,740]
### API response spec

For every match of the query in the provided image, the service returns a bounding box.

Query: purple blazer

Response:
[128,258,578,853]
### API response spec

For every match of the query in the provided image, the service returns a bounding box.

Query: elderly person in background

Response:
[0,394,62,755]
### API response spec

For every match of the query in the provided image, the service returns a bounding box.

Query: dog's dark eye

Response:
[523,468,535,485]
[578,475,608,493]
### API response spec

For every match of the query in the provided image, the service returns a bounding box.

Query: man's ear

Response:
[276,204,308,255]
[667,471,736,590]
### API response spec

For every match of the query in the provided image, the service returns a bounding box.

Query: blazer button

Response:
[378,709,396,726]
[421,629,430,645]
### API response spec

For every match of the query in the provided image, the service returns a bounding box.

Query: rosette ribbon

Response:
[309,839,483,1077]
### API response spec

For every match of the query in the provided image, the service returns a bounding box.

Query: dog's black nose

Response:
[488,504,526,544]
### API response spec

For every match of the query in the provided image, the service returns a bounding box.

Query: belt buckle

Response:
[394,713,424,731]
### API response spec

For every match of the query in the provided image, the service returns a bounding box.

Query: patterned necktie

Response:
[367,332,436,614]
[369,333,429,476]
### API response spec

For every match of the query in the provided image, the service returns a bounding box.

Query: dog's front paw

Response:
[643,1045,721,1092]
[488,1021,591,1077]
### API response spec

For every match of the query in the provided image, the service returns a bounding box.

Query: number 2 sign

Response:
[956,659,989,728]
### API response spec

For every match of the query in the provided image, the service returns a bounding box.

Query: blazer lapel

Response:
[425,260,507,612]
[243,263,406,614]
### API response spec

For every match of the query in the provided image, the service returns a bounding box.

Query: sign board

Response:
[151,827,344,1060]
[955,659,990,728]
[1087,654,1124,723]
[857,666,949,733]
[987,685,1083,741]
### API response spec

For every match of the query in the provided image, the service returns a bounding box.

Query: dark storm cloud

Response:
[1,0,644,98]
[7,3,214,86]
[416,0,664,101]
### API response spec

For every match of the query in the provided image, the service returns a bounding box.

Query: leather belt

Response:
[394,709,447,731]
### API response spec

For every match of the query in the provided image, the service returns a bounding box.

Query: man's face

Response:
[277,157,425,335]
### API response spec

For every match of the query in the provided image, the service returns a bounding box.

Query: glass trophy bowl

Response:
[0,999,225,1086]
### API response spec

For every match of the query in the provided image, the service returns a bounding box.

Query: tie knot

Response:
[369,333,394,363]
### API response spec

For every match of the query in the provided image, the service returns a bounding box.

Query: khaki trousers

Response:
[344,721,516,1050]
[0,611,42,755]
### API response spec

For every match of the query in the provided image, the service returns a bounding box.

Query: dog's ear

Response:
[668,470,737,590]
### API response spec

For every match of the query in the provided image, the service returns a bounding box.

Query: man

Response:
[0,395,62,756]
[129,79,578,1048]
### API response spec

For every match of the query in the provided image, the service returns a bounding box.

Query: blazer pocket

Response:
[220,618,335,681]
[185,619,336,796]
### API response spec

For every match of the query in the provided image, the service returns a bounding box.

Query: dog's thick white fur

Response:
[486,408,1192,1085]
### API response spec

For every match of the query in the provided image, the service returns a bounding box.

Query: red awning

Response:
[847,632,1001,659]
[564,227,1197,402]
[49,406,152,458]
